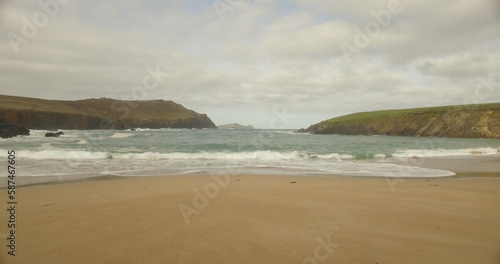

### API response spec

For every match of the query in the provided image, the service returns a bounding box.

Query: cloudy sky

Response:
[1,0,499,128]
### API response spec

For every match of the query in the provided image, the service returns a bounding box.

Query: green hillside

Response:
[305,103,500,139]
[0,94,216,130]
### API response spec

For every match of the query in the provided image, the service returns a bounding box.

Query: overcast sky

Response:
[1,0,499,128]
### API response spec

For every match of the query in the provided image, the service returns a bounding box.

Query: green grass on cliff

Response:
[319,103,500,126]
[66,98,198,120]
[0,94,209,123]
[0,95,86,114]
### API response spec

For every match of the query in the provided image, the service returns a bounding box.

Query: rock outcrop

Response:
[0,95,217,130]
[45,131,64,137]
[304,103,500,139]
[0,119,30,139]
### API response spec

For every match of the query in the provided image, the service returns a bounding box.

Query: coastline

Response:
[1,174,500,263]
[391,155,500,175]
[2,154,499,188]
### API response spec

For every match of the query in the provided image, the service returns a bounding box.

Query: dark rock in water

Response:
[45,131,64,137]
[0,119,30,139]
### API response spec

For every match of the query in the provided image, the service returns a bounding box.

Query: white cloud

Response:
[0,0,499,128]
[417,52,500,80]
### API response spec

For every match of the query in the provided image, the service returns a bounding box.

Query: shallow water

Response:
[1,129,500,178]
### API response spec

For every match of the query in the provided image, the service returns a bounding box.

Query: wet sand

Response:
[393,155,500,177]
[1,171,500,264]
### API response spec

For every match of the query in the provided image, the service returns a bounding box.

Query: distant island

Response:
[218,123,255,130]
[300,103,500,139]
[0,94,216,130]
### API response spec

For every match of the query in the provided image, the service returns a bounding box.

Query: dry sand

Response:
[1,173,500,264]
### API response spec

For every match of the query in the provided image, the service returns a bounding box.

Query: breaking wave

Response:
[8,147,500,161]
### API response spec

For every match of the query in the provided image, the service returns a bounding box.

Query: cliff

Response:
[0,95,216,130]
[304,103,500,139]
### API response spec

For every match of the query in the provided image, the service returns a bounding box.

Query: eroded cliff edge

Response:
[304,103,500,139]
[0,95,216,130]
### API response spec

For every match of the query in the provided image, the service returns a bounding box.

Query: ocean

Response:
[2,129,500,179]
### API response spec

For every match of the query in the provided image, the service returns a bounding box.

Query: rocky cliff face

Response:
[305,103,500,139]
[0,95,216,130]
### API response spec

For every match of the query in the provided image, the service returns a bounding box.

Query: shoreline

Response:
[2,155,499,188]
[391,155,500,174]
[2,171,498,190]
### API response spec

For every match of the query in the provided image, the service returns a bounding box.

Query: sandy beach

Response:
[1,167,500,264]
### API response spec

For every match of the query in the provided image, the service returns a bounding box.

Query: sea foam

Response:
[110,133,132,139]
[5,147,500,161]
[393,147,500,158]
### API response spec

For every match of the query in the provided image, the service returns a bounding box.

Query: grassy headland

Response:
[0,94,216,130]
[305,103,500,139]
